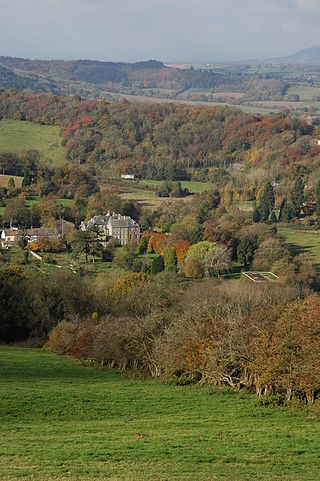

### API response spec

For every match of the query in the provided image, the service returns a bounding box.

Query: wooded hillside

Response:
[0,90,318,191]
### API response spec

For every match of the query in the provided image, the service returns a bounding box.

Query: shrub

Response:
[102,247,114,262]
[151,255,165,275]
[113,246,137,270]
[184,259,204,278]
[45,320,79,355]
[164,247,177,272]
[137,235,148,255]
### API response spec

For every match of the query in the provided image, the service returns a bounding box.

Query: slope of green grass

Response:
[278,227,320,265]
[1,347,320,481]
[0,119,66,166]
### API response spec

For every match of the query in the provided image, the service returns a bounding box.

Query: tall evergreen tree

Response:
[280,201,293,223]
[278,198,286,220]
[252,207,261,223]
[7,177,15,194]
[270,211,277,223]
[289,177,304,218]
[258,182,275,222]
[237,237,256,267]
[164,247,178,272]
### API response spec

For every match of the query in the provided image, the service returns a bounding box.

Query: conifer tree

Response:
[252,207,261,223]
[258,182,275,221]
[280,201,293,223]
[270,211,277,223]
[289,177,304,218]
[151,255,164,275]
[164,247,177,272]
[7,177,15,194]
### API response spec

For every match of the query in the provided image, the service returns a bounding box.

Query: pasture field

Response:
[100,180,194,207]
[24,197,74,208]
[278,227,320,265]
[138,179,213,194]
[286,84,320,101]
[103,91,279,115]
[1,347,320,481]
[0,119,66,166]
[0,174,23,188]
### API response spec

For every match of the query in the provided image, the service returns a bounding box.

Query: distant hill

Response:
[0,55,287,103]
[268,46,320,65]
[0,64,58,92]
[0,56,227,90]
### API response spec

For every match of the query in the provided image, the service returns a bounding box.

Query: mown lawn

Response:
[0,119,66,166]
[1,347,320,481]
[24,197,75,208]
[278,227,320,265]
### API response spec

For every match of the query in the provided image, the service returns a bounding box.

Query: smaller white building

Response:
[121,174,135,180]
[1,228,18,247]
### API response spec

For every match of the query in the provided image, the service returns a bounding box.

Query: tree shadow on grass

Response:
[286,242,312,257]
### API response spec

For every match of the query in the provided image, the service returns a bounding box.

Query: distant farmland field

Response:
[286,84,320,101]
[138,179,213,193]
[0,119,66,166]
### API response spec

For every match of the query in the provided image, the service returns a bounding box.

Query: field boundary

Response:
[242,271,279,283]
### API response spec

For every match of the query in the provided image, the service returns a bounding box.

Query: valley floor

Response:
[1,347,320,481]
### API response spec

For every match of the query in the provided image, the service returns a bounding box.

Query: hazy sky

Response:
[1,0,320,62]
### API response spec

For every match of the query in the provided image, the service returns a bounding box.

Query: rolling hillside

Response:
[0,55,286,103]
[0,119,66,165]
[0,56,229,89]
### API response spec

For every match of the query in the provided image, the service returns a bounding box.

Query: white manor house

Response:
[80,212,140,246]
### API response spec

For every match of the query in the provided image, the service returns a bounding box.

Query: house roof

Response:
[86,215,111,227]
[109,216,139,228]
[85,213,139,229]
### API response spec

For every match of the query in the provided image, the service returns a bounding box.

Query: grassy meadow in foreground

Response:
[1,347,320,481]
[0,119,66,165]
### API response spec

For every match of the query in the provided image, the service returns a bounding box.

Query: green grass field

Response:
[278,227,320,264]
[24,197,74,208]
[0,119,66,166]
[1,347,320,481]
[286,84,320,101]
